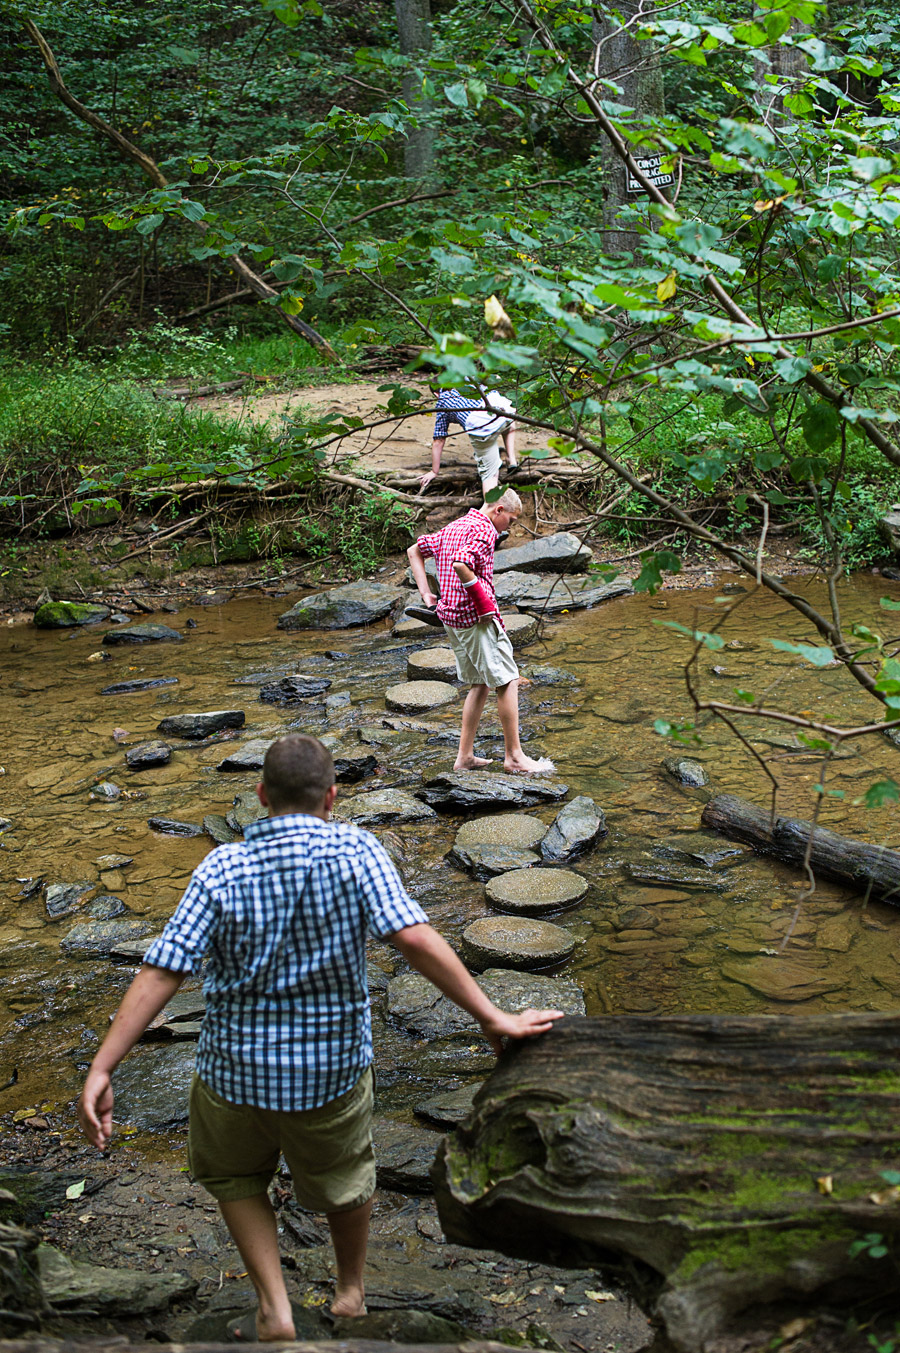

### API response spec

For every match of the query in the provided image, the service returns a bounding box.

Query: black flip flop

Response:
[404,605,444,627]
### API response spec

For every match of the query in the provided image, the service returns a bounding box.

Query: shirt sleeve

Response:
[416,529,438,559]
[357,837,429,937]
[142,864,222,974]
[433,408,451,440]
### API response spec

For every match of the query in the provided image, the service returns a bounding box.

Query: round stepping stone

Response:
[485,867,588,915]
[392,616,437,639]
[461,916,576,971]
[455,813,547,852]
[504,613,539,649]
[384,680,457,713]
[406,647,459,683]
[447,843,540,881]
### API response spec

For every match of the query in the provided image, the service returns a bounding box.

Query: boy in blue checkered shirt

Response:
[79,735,563,1342]
[420,386,518,494]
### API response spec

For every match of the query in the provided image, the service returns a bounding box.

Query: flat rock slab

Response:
[100,676,179,695]
[374,1117,440,1193]
[392,615,439,638]
[112,1043,196,1128]
[664,756,710,788]
[60,918,149,955]
[38,1242,195,1314]
[102,624,183,644]
[415,1084,481,1127]
[278,580,405,630]
[503,612,539,648]
[447,843,540,880]
[455,812,549,851]
[494,573,633,615]
[44,880,96,919]
[485,867,589,915]
[334,750,378,783]
[216,738,274,771]
[722,956,842,1002]
[388,966,585,1040]
[385,680,458,713]
[109,935,160,962]
[226,790,267,831]
[652,833,751,869]
[540,795,607,863]
[156,709,245,739]
[33,601,110,628]
[337,789,437,826]
[625,858,729,891]
[461,916,576,970]
[125,739,172,769]
[493,531,593,575]
[418,771,568,812]
[259,675,332,703]
[203,813,243,844]
[147,816,204,837]
[406,648,459,683]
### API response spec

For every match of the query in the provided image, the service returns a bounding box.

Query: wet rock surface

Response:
[277,580,405,630]
[216,737,273,771]
[33,601,111,628]
[59,917,150,955]
[406,647,459,683]
[485,867,589,915]
[374,1117,441,1193]
[455,813,549,851]
[44,880,96,919]
[156,709,246,739]
[624,856,729,890]
[259,675,332,703]
[418,770,568,811]
[385,679,458,713]
[38,1241,196,1314]
[492,531,593,575]
[112,1044,197,1128]
[503,612,540,647]
[461,916,577,970]
[226,790,267,832]
[337,789,437,826]
[100,676,179,695]
[147,816,204,837]
[102,624,184,644]
[203,813,242,844]
[387,967,585,1040]
[540,795,607,863]
[494,573,633,614]
[447,842,541,880]
[664,755,710,788]
[125,740,172,769]
[333,749,379,783]
[652,832,751,868]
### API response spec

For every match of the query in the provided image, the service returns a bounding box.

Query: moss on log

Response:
[432,1016,900,1352]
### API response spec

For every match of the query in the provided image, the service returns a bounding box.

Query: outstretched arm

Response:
[391,922,564,1054]
[420,437,445,491]
[78,964,186,1149]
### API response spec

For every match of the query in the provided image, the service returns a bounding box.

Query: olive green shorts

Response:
[187,1066,375,1212]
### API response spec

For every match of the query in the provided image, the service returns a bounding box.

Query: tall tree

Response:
[394,0,435,179]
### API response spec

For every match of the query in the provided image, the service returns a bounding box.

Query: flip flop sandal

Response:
[404,605,444,627]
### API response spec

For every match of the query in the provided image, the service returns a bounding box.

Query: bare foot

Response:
[453,755,492,770]
[229,1309,296,1342]
[503,754,556,776]
[331,1286,367,1318]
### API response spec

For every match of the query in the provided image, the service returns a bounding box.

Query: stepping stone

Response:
[277,581,405,630]
[125,740,171,770]
[385,680,458,714]
[417,771,567,811]
[540,795,607,863]
[447,843,540,881]
[454,813,548,851]
[461,917,576,971]
[485,867,588,915]
[156,710,245,740]
[34,601,110,628]
[388,966,585,1041]
[102,624,183,644]
[100,677,178,695]
[406,648,459,683]
[392,615,438,638]
[216,738,273,772]
[503,613,539,649]
[336,789,437,826]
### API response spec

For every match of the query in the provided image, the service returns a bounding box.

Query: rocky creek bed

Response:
[2,557,900,1351]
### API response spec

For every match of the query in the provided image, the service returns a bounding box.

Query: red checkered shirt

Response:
[416,509,503,630]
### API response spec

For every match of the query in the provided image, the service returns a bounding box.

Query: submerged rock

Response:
[664,756,710,788]
[278,581,405,630]
[259,676,332,703]
[625,857,729,891]
[652,833,751,869]
[385,680,458,713]
[100,676,179,695]
[102,624,183,645]
[540,795,607,863]
[60,918,149,955]
[523,665,580,686]
[156,709,245,740]
[337,789,437,826]
[485,867,589,915]
[125,740,172,770]
[147,816,204,837]
[417,771,567,812]
[44,880,96,920]
[461,917,576,970]
[90,781,123,800]
[216,738,274,771]
[492,531,593,576]
[33,601,110,628]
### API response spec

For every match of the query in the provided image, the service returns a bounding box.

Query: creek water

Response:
[1,573,899,1123]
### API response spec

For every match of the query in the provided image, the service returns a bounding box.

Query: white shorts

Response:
[470,435,504,485]
[444,618,520,689]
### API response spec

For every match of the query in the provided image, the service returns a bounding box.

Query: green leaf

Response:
[660,619,725,650]
[770,639,836,666]
[65,1180,86,1200]
[773,355,812,383]
[799,401,840,453]
[634,550,682,595]
[444,82,468,108]
[880,598,900,611]
[862,779,900,809]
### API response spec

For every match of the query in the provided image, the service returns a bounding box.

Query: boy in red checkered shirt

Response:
[406,489,554,775]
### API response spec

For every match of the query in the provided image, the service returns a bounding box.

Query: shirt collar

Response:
[244,812,327,839]
[473,508,498,535]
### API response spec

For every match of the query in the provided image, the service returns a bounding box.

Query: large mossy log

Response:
[432,1016,900,1352]
[701,793,900,906]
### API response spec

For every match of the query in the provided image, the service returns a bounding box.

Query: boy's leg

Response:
[219,1194,296,1341]
[497,679,552,773]
[502,424,518,469]
[326,1196,373,1317]
[456,683,490,769]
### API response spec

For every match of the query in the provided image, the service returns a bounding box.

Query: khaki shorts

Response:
[470,436,503,485]
[187,1067,375,1212]
[445,617,519,688]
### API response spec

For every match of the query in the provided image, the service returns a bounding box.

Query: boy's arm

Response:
[407,542,438,607]
[420,437,445,490]
[78,964,186,1149]
[390,922,564,1054]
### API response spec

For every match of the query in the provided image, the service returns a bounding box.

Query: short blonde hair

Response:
[495,488,522,513]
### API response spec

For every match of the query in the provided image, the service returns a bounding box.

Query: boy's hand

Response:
[479,1007,565,1056]
[78,1068,115,1149]
[421,590,438,608]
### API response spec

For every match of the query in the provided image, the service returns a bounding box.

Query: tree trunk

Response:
[433,1016,900,1353]
[591,3,665,256]
[395,0,435,180]
[700,793,900,906]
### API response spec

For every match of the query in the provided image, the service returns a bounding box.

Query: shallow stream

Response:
[1,573,899,1122]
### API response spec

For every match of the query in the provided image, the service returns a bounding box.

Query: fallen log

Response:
[701,793,900,907]
[433,1015,900,1352]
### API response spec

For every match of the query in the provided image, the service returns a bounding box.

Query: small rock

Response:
[112,1044,196,1128]
[374,1117,440,1193]
[216,738,274,772]
[663,756,710,788]
[336,789,437,826]
[93,854,133,869]
[45,880,96,920]
[16,877,44,900]
[226,790,267,832]
[486,867,589,915]
[522,665,581,686]
[447,843,541,880]
[156,710,246,739]
[85,894,128,919]
[90,781,123,800]
[414,1085,479,1127]
[125,740,172,770]
[86,651,110,663]
[102,624,183,645]
[259,676,332,704]
[60,918,149,955]
[540,795,607,863]
[385,680,458,713]
[203,813,242,844]
[325,692,351,712]
[461,916,576,970]
[147,817,204,837]
[33,601,110,628]
[333,750,378,784]
[652,833,750,869]
[324,650,349,660]
[110,936,160,962]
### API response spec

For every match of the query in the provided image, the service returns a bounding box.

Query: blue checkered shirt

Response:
[142,814,428,1110]
[433,387,490,440]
